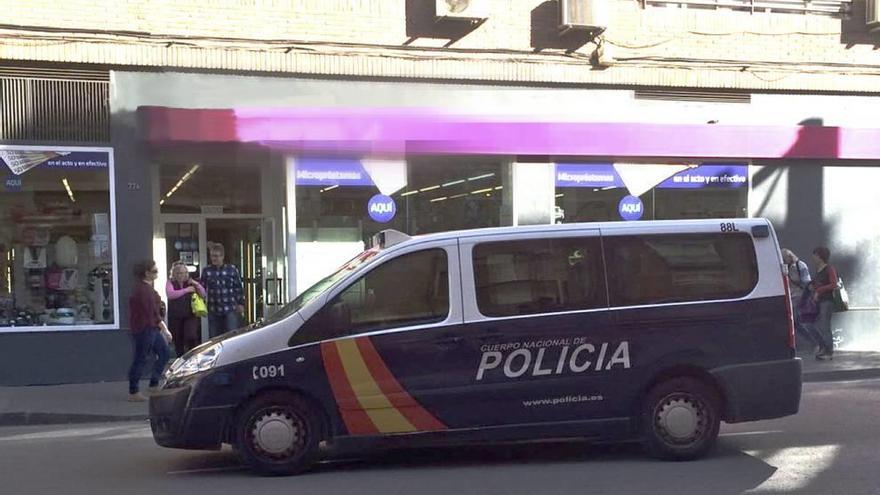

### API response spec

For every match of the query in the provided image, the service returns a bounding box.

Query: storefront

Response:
[4,69,880,385]
[0,146,118,332]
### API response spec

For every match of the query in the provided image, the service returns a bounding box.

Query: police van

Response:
[150,218,802,475]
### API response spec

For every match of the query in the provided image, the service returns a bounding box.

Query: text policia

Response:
[475,339,631,381]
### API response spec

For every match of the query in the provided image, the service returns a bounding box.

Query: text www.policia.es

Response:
[522,394,604,407]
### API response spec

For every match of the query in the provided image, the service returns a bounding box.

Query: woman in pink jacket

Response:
[166,261,207,356]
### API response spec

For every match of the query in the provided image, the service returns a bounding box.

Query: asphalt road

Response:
[1,379,878,495]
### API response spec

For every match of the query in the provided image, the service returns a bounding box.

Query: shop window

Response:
[473,237,607,317]
[554,163,748,223]
[293,156,511,295]
[0,147,117,330]
[603,233,758,307]
[292,249,449,344]
[295,156,510,243]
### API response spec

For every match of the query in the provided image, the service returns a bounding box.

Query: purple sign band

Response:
[140,106,880,160]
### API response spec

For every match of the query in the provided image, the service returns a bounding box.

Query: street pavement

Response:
[0,378,878,495]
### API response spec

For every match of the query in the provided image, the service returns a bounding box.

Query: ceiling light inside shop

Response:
[494,186,503,190]
[442,179,465,187]
[471,188,493,195]
[61,178,75,203]
[430,196,448,202]
[400,190,419,197]
[320,185,339,193]
[467,173,495,182]
[159,164,201,206]
[556,193,564,198]
[420,185,441,192]
[448,193,468,199]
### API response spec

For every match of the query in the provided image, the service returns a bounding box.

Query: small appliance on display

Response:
[88,265,113,323]
[50,308,76,325]
[23,246,47,269]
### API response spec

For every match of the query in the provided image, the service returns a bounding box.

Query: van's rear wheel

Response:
[641,377,721,461]
[234,392,323,476]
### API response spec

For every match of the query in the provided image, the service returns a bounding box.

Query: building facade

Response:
[2,0,880,384]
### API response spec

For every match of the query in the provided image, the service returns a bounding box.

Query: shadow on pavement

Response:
[163,440,778,494]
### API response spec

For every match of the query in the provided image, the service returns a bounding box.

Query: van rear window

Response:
[603,233,758,306]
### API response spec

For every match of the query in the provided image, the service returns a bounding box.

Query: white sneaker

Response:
[127,392,147,402]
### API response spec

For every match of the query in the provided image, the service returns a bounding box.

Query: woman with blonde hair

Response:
[166,261,207,356]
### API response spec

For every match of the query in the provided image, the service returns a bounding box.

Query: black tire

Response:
[641,376,721,461]
[234,391,324,476]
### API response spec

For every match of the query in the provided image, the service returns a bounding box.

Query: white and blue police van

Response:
[150,218,802,475]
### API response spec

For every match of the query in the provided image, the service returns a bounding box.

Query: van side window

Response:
[473,237,607,317]
[291,249,449,345]
[603,233,758,306]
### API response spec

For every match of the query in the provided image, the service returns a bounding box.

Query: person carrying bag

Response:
[166,261,207,357]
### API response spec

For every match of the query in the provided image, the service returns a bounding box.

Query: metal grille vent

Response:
[634,89,752,104]
[0,66,110,142]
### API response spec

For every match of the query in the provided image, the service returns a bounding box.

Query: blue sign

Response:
[618,195,644,221]
[556,163,748,189]
[368,194,397,223]
[555,163,623,188]
[658,164,748,189]
[4,176,21,192]
[295,158,374,186]
[42,152,109,169]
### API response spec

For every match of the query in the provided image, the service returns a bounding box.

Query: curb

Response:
[0,413,149,428]
[802,368,880,383]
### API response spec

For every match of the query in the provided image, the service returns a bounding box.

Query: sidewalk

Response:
[2,350,880,428]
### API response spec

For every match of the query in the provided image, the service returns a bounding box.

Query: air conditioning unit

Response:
[868,0,880,31]
[435,0,489,20]
[559,0,608,34]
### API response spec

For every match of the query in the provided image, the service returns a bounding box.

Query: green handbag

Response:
[191,292,208,317]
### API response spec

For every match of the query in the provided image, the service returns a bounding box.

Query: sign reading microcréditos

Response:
[368,194,397,223]
[294,158,374,186]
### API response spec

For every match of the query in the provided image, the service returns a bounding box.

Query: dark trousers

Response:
[128,327,170,394]
[168,316,201,357]
[814,300,835,355]
[208,310,240,339]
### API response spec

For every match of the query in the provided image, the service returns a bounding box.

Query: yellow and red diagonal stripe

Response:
[321,337,447,435]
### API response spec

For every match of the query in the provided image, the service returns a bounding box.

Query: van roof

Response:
[384,218,771,248]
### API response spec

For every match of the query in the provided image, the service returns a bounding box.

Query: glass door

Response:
[162,219,208,343]
[261,217,284,317]
[205,218,263,326]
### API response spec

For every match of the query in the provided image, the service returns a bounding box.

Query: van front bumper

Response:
[711,358,802,423]
[149,383,232,450]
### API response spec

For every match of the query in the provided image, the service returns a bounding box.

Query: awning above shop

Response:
[138,106,880,160]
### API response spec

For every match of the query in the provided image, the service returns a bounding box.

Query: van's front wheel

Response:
[234,392,323,476]
[641,377,721,461]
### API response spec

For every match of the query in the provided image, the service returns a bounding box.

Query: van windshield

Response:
[256,247,382,328]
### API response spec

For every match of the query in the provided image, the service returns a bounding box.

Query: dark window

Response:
[291,249,449,345]
[473,237,607,317]
[603,233,758,306]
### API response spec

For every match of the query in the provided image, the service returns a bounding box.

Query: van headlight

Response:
[166,343,222,380]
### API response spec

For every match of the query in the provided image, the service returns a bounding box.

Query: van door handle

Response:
[477,328,501,343]
[435,335,464,347]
